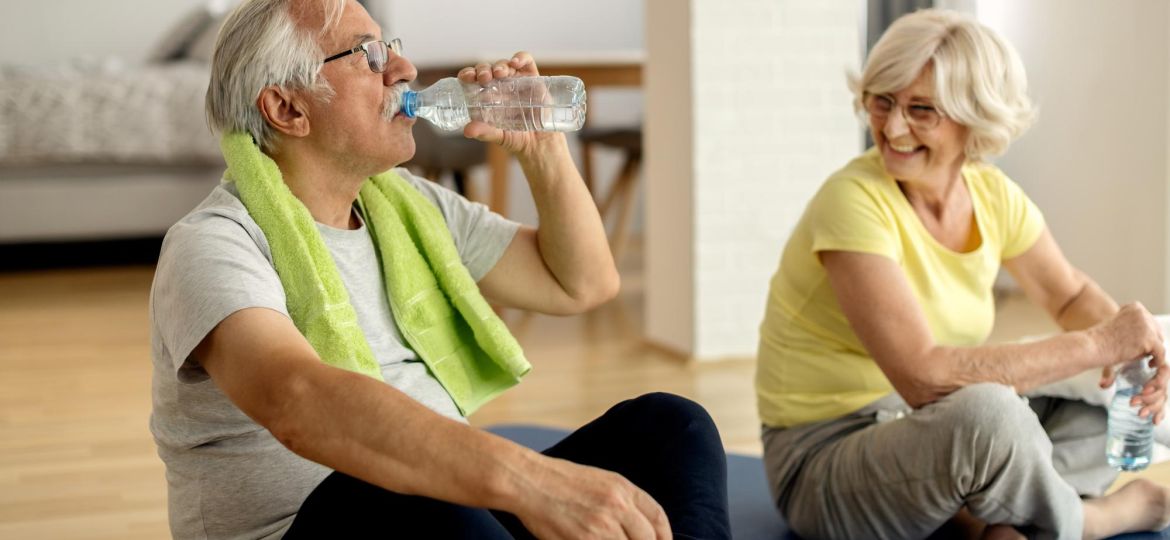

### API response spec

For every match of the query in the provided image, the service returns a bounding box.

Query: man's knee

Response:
[625,392,714,422]
[619,393,721,444]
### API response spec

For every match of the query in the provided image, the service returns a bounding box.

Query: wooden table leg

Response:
[488,144,509,217]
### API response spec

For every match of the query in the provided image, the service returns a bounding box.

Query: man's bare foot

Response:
[1083,479,1170,540]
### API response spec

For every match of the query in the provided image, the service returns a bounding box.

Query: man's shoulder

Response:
[389,167,448,208]
[173,181,254,229]
[158,182,273,268]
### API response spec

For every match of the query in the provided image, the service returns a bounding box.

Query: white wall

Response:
[976,0,1170,310]
[0,0,642,68]
[0,1,211,67]
[370,0,642,66]
[645,0,863,360]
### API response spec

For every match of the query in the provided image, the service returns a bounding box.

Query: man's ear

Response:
[257,86,311,138]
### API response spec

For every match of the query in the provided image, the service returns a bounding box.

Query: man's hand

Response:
[513,456,671,540]
[456,51,563,157]
[462,51,619,316]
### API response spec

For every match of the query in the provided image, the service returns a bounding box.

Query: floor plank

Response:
[1,256,1166,536]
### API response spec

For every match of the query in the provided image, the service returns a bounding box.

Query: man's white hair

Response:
[205,0,346,152]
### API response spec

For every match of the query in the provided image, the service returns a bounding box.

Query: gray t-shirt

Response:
[149,168,520,540]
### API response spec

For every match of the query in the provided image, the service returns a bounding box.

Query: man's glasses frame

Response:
[322,38,402,73]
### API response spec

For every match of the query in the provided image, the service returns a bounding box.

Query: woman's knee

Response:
[930,383,1050,463]
[936,383,1036,431]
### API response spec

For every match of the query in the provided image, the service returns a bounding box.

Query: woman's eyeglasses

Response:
[863,93,944,130]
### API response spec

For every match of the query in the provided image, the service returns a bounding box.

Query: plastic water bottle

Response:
[402,76,587,132]
[1106,356,1156,471]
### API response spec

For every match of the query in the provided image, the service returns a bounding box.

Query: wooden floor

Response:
[0,248,1166,537]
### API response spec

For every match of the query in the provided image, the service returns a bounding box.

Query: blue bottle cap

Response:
[401,90,418,118]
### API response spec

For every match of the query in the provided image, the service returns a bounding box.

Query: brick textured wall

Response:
[689,0,863,359]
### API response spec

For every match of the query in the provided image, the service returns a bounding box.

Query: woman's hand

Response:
[456,51,563,157]
[1092,303,1169,423]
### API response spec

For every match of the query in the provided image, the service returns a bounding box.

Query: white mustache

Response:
[383,83,411,119]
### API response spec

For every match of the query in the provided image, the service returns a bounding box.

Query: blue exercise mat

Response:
[487,423,1169,540]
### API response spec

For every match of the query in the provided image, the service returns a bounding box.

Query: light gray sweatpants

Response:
[762,383,1118,540]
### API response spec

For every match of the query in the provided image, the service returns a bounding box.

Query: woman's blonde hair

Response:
[849,9,1036,160]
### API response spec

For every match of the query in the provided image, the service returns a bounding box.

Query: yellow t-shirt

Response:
[756,148,1046,428]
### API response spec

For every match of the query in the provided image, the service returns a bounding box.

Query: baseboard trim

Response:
[0,236,164,272]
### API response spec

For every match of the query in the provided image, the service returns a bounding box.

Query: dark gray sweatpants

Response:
[762,383,1117,540]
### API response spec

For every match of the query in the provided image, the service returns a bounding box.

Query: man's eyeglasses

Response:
[863,93,944,130]
[323,38,402,74]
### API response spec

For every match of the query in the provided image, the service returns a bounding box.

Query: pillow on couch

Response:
[149,1,237,64]
[147,6,214,63]
[185,18,221,64]
[186,2,238,63]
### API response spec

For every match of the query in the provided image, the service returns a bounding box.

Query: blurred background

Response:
[1,0,1168,537]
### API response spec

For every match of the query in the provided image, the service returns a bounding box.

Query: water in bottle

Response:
[402,76,587,132]
[1106,357,1156,471]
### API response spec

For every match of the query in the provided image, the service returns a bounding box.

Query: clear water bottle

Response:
[402,76,587,132]
[1106,356,1156,471]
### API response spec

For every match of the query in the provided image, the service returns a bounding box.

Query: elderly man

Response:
[148,0,731,538]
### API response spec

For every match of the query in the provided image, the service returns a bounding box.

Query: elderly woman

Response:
[756,9,1170,540]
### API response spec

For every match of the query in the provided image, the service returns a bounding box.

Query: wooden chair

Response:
[405,121,486,199]
[579,127,642,263]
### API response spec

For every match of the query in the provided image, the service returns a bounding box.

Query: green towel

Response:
[220,132,530,415]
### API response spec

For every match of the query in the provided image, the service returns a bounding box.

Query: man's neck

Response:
[271,146,367,230]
